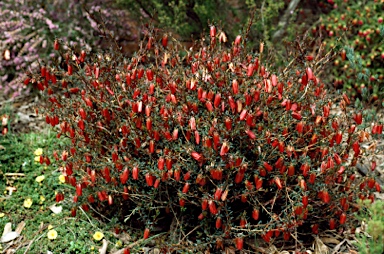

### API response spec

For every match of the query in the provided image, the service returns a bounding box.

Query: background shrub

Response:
[116,0,286,44]
[27,22,382,251]
[0,0,135,99]
[312,0,384,105]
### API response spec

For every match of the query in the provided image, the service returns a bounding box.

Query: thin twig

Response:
[243,7,257,49]
[23,231,46,254]
[89,205,111,222]
[79,206,96,228]
[298,83,311,101]
[180,225,201,242]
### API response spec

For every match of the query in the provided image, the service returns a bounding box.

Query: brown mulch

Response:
[0,92,46,134]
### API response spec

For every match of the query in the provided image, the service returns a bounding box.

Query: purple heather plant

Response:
[0,0,135,99]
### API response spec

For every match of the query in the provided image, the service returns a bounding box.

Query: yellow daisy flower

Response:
[36,175,45,183]
[0,213,5,218]
[93,231,104,241]
[58,174,66,183]
[34,148,43,156]
[34,156,41,162]
[47,229,58,240]
[115,240,122,248]
[23,198,33,208]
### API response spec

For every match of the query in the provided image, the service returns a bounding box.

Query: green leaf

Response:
[380,25,384,37]
[354,98,361,108]
[357,73,364,80]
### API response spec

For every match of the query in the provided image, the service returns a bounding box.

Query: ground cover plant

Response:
[21,15,384,252]
[353,199,384,254]
[0,130,86,253]
[0,129,138,253]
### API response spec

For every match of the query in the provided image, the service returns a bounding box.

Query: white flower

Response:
[47,229,58,240]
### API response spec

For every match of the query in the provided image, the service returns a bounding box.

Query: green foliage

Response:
[0,131,66,213]
[0,202,111,253]
[312,0,384,105]
[116,0,237,38]
[116,0,285,43]
[0,130,128,253]
[0,130,59,174]
[245,0,285,42]
[354,200,384,254]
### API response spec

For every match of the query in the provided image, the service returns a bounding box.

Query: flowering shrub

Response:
[28,24,382,251]
[0,0,135,99]
[312,0,384,104]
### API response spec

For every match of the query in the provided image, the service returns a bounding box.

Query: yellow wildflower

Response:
[34,156,41,162]
[23,198,33,208]
[93,231,104,241]
[47,229,58,240]
[34,148,43,156]
[115,240,122,248]
[48,225,53,230]
[40,196,45,203]
[0,213,4,218]
[59,174,66,183]
[36,175,45,183]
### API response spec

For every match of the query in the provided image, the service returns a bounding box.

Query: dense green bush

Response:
[116,0,285,43]
[312,0,384,104]
[27,23,382,251]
